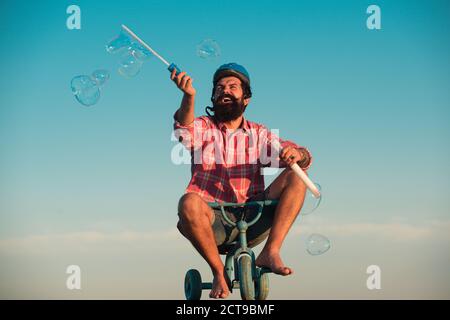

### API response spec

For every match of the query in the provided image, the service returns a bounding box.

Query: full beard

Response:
[212,95,247,122]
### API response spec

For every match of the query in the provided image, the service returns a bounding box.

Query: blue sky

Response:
[0,0,449,299]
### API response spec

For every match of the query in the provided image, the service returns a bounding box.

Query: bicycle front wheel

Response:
[238,254,255,300]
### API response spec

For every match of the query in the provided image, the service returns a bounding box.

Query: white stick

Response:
[290,163,321,198]
[121,24,170,66]
[270,138,321,198]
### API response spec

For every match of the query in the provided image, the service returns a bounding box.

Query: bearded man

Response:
[171,63,312,299]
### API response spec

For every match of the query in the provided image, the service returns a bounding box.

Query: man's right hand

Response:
[171,69,196,97]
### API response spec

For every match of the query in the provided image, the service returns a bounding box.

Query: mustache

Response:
[209,94,246,122]
[215,94,237,103]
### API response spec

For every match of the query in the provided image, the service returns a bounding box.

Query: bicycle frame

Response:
[207,200,279,291]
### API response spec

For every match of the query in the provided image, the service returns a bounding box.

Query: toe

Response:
[282,267,293,275]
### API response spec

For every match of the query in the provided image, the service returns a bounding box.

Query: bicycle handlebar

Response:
[207,200,279,208]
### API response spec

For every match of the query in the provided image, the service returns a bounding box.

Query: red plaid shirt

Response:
[173,115,312,203]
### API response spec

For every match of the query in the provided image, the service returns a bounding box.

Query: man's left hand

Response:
[280,146,303,166]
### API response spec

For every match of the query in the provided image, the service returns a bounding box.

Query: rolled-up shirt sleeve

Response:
[261,127,313,170]
[173,114,208,151]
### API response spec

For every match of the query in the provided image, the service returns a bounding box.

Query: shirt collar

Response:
[217,117,250,133]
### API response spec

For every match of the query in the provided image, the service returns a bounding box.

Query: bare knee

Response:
[177,193,210,223]
[267,168,307,200]
[284,169,307,193]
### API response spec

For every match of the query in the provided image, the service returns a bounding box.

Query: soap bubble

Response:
[306,234,331,256]
[128,43,152,62]
[91,69,110,86]
[106,31,131,54]
[301,183,322,215]
[118,53,143,78]
[107,29,152,79]
[196,39,221,59]
[70,69,109,107]
[71,75,100,106]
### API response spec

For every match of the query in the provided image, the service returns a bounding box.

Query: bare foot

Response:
[256,251,293,276]
[209,272,230,299]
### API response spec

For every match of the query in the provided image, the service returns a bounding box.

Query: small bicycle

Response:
[184,199,279,300]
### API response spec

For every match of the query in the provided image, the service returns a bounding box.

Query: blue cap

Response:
[213,63,250,86]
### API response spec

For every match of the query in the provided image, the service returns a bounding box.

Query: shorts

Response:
[211,189,277,254]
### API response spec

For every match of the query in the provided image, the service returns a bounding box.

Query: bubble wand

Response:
[121,24,181,75]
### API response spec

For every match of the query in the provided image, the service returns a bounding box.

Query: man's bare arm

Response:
[175,94,195,125]
[171,69,196,126]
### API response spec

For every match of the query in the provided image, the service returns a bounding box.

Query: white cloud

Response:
[0,228,184,255]
[292,217,450,242]
[1,218,449,257]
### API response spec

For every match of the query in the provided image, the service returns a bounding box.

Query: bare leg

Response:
[177,193,230,298]
[255,168,306,275]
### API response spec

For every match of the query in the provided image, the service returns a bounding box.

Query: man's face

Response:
[212,76,250,122]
